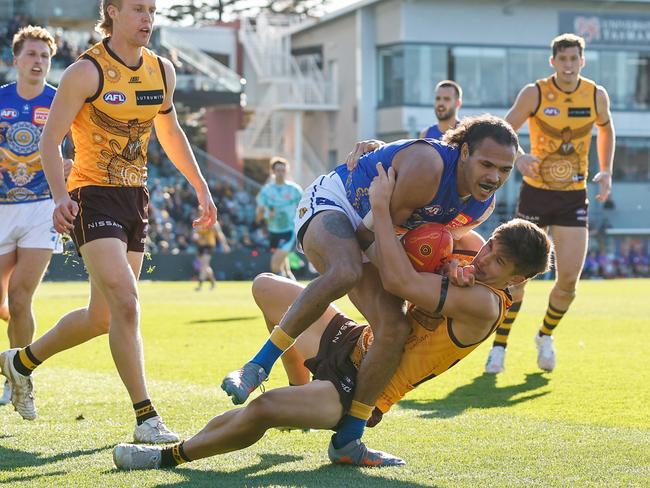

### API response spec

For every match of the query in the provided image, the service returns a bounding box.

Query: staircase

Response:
[237,14,338,185]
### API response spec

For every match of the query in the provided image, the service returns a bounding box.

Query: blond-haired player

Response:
[0,26,71,406]
[0,0,217,444]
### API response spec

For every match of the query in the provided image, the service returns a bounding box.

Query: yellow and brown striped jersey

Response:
[349,283,512,414]
[196,227,218,247]
[67,39,167,191]
[527,75,598,191]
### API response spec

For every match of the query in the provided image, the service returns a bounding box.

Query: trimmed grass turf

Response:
[1,279,649,487]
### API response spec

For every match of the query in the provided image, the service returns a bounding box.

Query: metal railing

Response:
[158,28,243,94]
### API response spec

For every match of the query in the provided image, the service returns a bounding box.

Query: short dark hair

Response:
[269,156,288,171]
[435,80,462,99]
[492,218,553,279]
[551,33,585,57]
[443,114,518,155]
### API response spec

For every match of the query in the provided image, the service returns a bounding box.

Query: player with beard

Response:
[0,0,217,444]
[420,80,462,140]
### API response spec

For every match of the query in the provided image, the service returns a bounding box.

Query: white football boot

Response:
[484,345,506,374]
[535,334,556,372]
[113,443,163,470]
[133,416,180,444]
[0,348,36,420]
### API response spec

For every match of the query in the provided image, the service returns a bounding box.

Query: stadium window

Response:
[583,50,650,111]
[612,138,650,182]
[451,46,507,107]
[378,45,405,106]
[378,44,446,107]
[507,48,548,105]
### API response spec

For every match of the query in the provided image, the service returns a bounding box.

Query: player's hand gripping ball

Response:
[402,222,453,272]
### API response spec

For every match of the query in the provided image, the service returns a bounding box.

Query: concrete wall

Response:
[292,13,360,167]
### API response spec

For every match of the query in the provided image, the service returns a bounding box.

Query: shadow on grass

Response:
[1,471,67,484]
[399,372,550,419]
[107,453,432,487]
[0,444,110,471]
[187,316,258,325]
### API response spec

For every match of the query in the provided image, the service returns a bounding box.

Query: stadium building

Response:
[238,0,650,238]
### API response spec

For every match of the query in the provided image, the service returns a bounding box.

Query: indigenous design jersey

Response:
[423,124,444,140]
[67,39,166,191]
[527,75,598,191]
[0,82,55,203]
[349,283,512,413]
[334,139,494,234]
[256,181,303,233]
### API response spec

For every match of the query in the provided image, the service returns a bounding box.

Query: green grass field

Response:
[1,279,649,487]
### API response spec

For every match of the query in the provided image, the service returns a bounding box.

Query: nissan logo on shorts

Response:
[544,107,560,116]
[104,91,127,104]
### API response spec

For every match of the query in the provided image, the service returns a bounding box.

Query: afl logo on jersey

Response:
[103,91,127,104]
[1,108,18,119]
[544,107,560,116]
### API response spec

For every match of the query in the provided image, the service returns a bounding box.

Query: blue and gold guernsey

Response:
[0,82,55,204]
[423,124,444,140]
[334,139,495,233]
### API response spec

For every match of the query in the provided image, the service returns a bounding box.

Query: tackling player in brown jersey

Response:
[112,164,552,470]
[484,33,615,375]
[0,0,217,443]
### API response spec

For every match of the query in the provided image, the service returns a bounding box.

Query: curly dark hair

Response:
[443,114,518,155]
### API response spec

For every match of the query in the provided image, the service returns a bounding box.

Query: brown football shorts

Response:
[516,181,588,228]
[69,185,149,254]
[304,313,366,416]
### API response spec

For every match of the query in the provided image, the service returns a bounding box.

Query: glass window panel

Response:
[613,137,650,182]
[453,47,507,106]
[507,48,548,105]
[378,44,446,106]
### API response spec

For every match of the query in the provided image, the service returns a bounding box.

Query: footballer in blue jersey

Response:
[222,115,519,465]
[419,80,462,140]
[0,26,66,407]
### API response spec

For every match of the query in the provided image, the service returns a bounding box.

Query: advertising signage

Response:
[560,11,650,48]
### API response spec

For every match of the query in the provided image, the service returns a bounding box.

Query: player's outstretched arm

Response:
[593,86,615,202]
[39,60,98,232]
[154,58,217,228]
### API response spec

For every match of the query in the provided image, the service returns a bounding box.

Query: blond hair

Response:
[12,25,57,57]
[96,0,123,37]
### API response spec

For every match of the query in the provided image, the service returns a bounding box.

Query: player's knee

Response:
[324,261,362,293]
[7,287,31,318]
[246,393,279,427]
[252,273,279,301]
[556,273,579,294]
[110,291,140,325]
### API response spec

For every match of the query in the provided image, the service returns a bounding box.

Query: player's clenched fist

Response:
[53,195,78,233]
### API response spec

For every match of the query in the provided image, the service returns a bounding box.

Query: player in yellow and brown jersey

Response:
[193,221,230,291]
[0,0,217,443]
[484,34,615,375]
[111,180,552,470]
